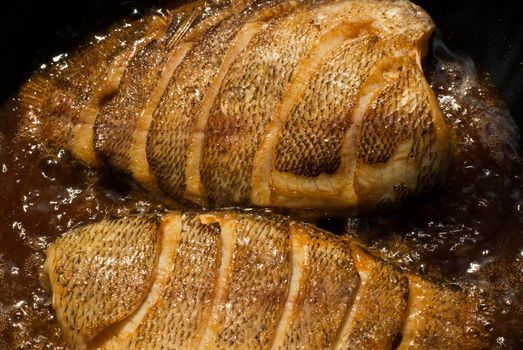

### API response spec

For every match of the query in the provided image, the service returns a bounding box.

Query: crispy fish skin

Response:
[20,0,452,213]
[43,211,486,350]
[19,11,171,165]
[42,215,162,349]
[147,0,301,203]
[92,1,202,190]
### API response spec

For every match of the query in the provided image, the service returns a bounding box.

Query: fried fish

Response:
[43,210,485,349]
[20,0,452,213]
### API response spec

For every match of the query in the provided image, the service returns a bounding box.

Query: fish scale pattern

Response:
[19,0,452,214]
[44,211,485,349]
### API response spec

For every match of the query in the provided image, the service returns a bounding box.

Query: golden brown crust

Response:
[41,14,168,165]
[334,243,409,350]
[397,274,467,349]
[42,215,161,348]
[94,38,169,174]
[124,213,222,349]
[203,213,291,349]
[354,54,452,208]
[23,0,451,213]
[274,35,382,177]
[272,223,359,349]
[147,0,262,200]
[93,2,202,192]
[43,210,486,349]
[200,1,337,205]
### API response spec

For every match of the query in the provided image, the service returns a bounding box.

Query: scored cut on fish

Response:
[43,210,487,349]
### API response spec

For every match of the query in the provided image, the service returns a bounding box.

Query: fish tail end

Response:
[17,72,53,138]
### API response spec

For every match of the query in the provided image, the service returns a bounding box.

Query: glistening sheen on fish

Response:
[42,210,487,349]
[19,0,452,214]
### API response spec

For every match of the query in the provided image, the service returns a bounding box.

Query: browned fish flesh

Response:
[19,0,452,213]
[42,210,486,349]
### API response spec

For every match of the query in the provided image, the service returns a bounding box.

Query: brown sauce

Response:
[0,30,521,350]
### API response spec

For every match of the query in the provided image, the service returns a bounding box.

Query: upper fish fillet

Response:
[19,0,452,213]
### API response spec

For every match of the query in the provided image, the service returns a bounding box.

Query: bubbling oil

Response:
[0,32,522,350]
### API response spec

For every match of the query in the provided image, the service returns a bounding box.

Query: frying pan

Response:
[0,0,521,348]
[0,0,522,129]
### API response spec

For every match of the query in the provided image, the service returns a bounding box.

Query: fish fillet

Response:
[43,211,486,349]
[20,0,452,213]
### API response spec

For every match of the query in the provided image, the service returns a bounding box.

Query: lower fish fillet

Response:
[43,211,486,350]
